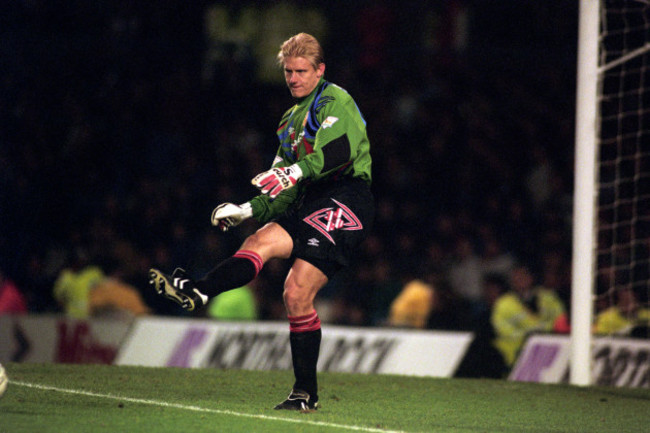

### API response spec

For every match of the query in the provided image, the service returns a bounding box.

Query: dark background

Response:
[0,1,580,324]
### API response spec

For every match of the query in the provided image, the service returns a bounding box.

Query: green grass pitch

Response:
[1,363,649,433]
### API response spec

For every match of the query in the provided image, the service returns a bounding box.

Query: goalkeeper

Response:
[150,32,374,411]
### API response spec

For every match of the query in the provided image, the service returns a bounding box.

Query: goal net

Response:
[571,0,650,385]
[595,0,650,338]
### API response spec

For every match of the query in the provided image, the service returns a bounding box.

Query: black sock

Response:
[195,250,263,297]
[288,311,321,401]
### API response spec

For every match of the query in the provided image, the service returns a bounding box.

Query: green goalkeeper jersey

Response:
[250,78,372,223]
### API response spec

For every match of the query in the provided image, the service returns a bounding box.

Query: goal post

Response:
[572,0,650,386]
[571,0,600,387]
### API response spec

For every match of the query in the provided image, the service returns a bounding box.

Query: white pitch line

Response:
[11,381,408,433]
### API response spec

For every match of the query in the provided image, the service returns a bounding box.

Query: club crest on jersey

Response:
[303,198,362,244]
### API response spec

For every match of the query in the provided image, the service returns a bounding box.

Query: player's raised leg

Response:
[150,222,292,311]
[148,268,208,311]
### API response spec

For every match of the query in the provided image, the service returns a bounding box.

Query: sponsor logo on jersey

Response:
[303,198,363,244]
[322,116,339,129]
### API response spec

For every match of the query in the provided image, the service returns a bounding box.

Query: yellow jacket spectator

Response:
[53,265,105,318]
[491,265,565,366]
[388,279,435,329]
[54,265,151,318]
[594,288,650,335]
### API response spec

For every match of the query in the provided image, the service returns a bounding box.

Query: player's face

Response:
[283,56,325,98]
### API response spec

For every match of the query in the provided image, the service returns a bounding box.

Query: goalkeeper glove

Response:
[211,202,253,232]
[251,164,303,199]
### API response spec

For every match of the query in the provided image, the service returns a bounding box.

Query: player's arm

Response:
[214,146,302,229]
[250,104,306,199]
[211,188,299,230]
[211,175,301,230]
[249,185,299,223]
[252,107,355,198]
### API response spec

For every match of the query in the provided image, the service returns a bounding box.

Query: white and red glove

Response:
[211,202,253,232]
[251,164,303,199]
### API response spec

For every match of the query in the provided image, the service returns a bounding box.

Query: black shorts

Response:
[274,177,374,279]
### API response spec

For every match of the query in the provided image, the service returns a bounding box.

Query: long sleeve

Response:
[249,79,371,223]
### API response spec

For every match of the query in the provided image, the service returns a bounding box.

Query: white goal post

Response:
[571,0,600,387]
[572,0,650,386]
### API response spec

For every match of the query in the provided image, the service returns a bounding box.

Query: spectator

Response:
[89,275,152,318]
[388,279,435,329]
[0,270,28,314]
[594,287,650,337]
[448,235,484,310]
[53,250,150,318]
[53,252,105,319]
[479,232,515,279]
[491,263,565,367]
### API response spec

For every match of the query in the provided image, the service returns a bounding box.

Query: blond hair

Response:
[277,33,324,69]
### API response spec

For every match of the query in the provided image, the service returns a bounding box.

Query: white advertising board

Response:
[115,317,473,378]
[510,334,650,388]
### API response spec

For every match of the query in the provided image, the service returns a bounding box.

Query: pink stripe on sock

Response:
[233,250,263,277]
[288,310,321,333]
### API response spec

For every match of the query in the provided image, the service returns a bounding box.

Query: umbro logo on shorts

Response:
[303,198,363,245]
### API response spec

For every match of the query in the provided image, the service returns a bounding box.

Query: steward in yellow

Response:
[491,264,565,366]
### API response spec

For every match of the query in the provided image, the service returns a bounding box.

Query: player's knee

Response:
[242,231,264,249]
[283,281,312,313]
[241,224,292,260]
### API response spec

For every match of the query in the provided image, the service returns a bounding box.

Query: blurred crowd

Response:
[2,1,611,368]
